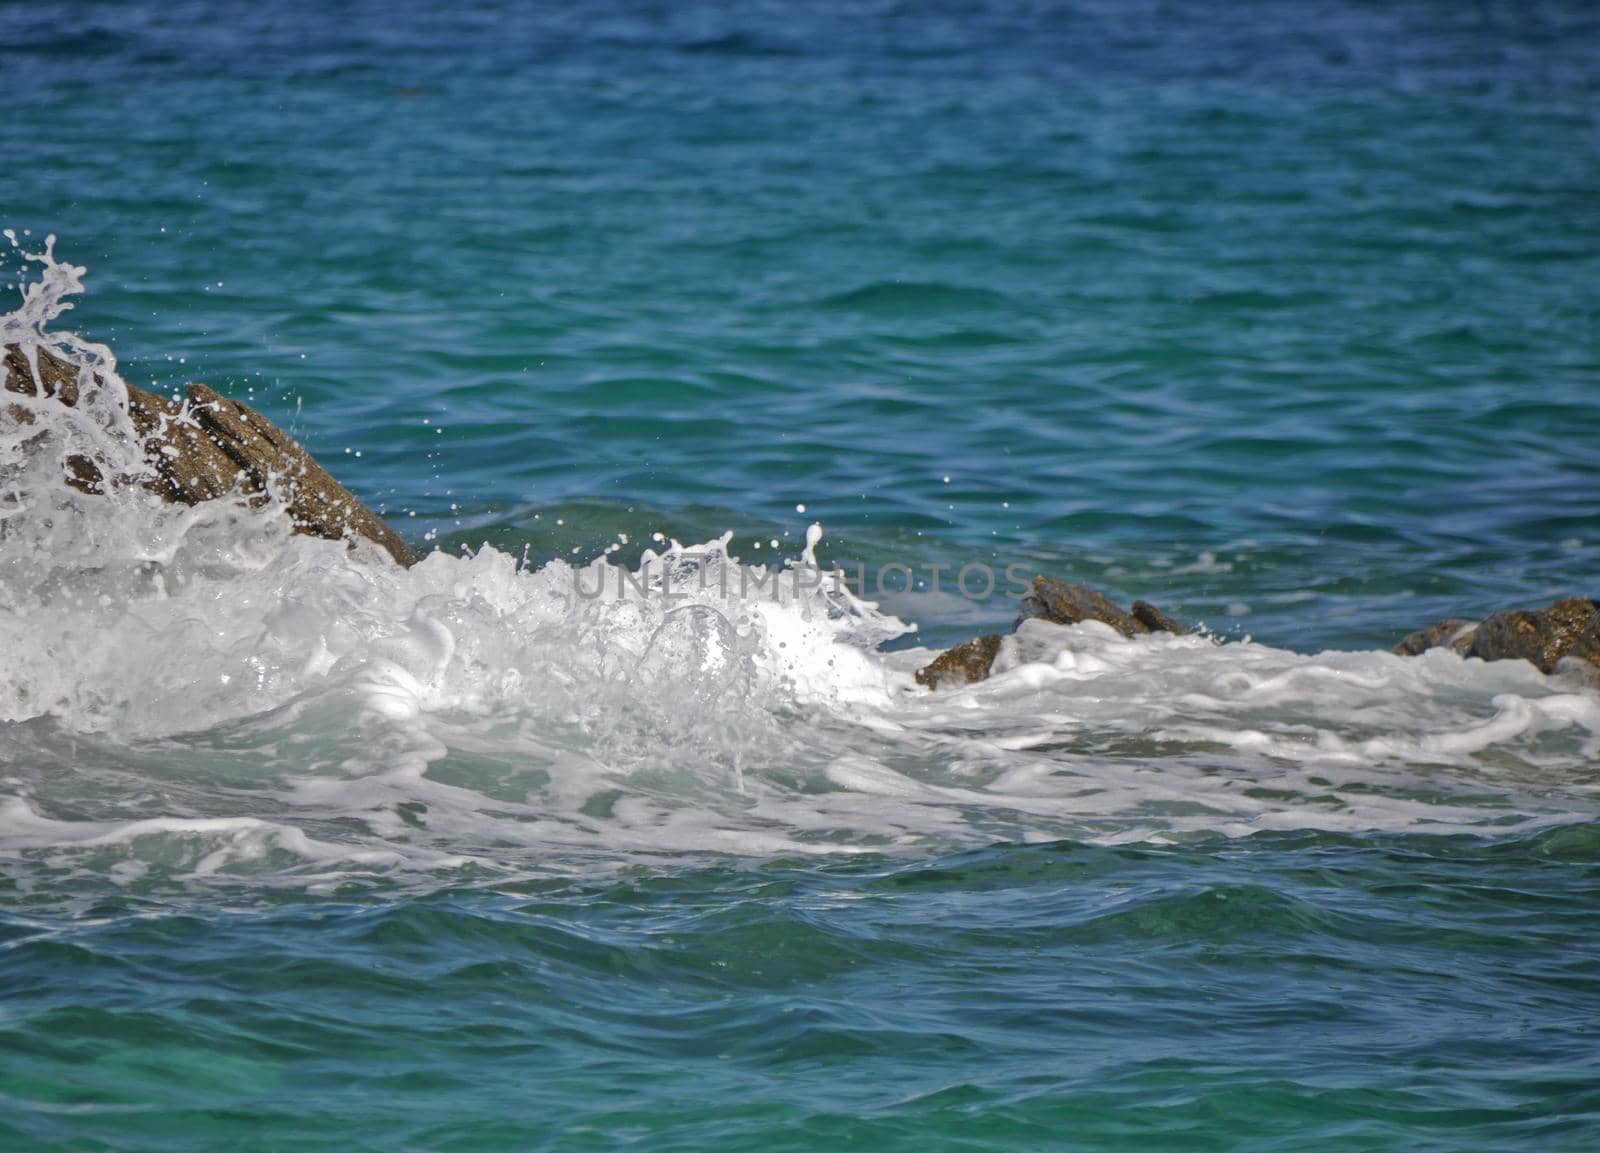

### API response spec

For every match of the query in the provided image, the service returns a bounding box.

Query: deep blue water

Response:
[3,2,1599,1149]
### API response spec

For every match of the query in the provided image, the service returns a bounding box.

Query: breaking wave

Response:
[2,238,1597,898]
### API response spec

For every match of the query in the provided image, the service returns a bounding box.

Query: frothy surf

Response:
[3,240,1597,898]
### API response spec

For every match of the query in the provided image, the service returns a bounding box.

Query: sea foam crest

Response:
[1,243,1597,893]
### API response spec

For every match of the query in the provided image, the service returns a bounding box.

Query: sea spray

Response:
[6,12,1600,1149]
[1,247,1598,899]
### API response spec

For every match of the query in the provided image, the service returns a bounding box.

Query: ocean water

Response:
[4,1,1600,1149]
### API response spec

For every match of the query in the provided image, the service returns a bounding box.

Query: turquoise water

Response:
[4,2,1600,1149]
[7,831,1600,1151]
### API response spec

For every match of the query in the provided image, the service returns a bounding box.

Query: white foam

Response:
[2,242,1597,893]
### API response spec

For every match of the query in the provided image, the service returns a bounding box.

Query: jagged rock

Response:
[1466,597,1597,674]
[1393,619,1477,657]
[4,342,418,567]
[3,342,80,406]
[1394,598,1599,674]
[914,633,1003,690]
[1131,599,1189,637]
[916,578,1189,689]
[1016,577,1190,639]
[3,344,102,490]
[1016,576,1150,638]
[1570,612,1600,670]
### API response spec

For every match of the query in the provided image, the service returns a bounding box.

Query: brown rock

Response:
[5,342,104,492]
[186,384,418,566]
[1015,576,1148,638]
[914,633,1003,690]
[1467,597,1597,674]
[3,342,80,405]
[4,342,418,567]
[1569,612,1600,669]
[126,385,252,503]
[1392,619,1477,657]
[1131,599,1189,636]
[915,580,1190,689]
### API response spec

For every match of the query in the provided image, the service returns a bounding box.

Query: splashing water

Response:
[1,243,1597,903]
[1,233,152,540]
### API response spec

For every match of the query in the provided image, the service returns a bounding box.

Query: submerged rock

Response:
[916,577,1188,689]
[1392,619,1477,658]
[1017,577,1147,638]
[1574,612,1600,670]
[4,342,418,567]
[1394,597,1599,674]
[916,580,1600,691]
[1131,599,1190,638]
[914,633,1003,690]
[1465,597,1598,674]
[1017,577,1190,640]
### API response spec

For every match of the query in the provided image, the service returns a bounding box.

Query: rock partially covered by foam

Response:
[1017,576,1191,640]
[1393,618,1477,657]
[914,633,1003,689]
[916,577,1188,690]
[1397,597,1599,674]
[3,343,418,567]
[1016,578,1143,638]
